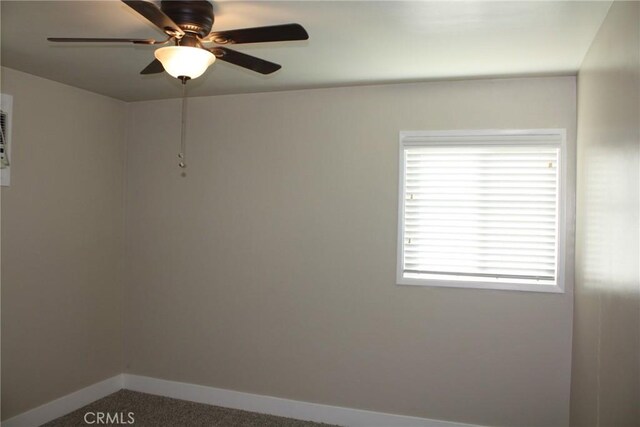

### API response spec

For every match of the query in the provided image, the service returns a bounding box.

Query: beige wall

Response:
[0,67,127,419]
[571,2,640,426]
[125,77,576,427]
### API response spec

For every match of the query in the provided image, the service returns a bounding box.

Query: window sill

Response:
[396,276,564,293]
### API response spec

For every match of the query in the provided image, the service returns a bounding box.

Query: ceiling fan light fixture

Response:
[154,46,216,80]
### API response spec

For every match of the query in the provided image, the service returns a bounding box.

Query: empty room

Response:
[1,1,638,426]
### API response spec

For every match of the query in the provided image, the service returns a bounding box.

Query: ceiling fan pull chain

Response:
[178,78,188,169]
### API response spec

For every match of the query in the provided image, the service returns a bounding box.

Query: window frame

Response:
[396,129,567,294]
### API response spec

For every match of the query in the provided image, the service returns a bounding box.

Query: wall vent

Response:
[1,93,13,187]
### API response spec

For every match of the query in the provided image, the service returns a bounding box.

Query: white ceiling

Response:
[1,1,612,102]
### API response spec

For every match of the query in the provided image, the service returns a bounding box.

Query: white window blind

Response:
[397,130,565,292]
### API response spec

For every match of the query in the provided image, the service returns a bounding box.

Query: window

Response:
[397,129,567,293]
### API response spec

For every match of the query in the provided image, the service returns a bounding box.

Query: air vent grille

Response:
[0,92,13,186]
[1,111,6,135]
[0,110,8,165]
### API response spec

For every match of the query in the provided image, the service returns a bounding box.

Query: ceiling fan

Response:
[48,0,309,82]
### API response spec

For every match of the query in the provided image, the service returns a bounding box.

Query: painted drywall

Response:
[125,76,576,427]
[0,67,127,419]
[571,1,640,426]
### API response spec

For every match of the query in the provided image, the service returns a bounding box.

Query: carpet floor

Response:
[42,389,340,426]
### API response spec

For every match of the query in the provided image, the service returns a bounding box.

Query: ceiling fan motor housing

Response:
[161,0,214,38]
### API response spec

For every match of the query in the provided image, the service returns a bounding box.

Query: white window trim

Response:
[396,129,567,294]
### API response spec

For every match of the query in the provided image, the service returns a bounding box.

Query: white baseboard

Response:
[123,374,483,427]
[2,373,484,427]
[2,375,124,427]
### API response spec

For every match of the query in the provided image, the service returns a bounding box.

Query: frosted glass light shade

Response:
[154,46,216,80]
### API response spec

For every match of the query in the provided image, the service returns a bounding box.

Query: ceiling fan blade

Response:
[210,47,281,75]
[140,58,165,75]
[121,0,184,37]
[48,37,157,45]
[206,23,308,45]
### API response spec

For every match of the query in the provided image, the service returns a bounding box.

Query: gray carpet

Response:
[42,389,340,426]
